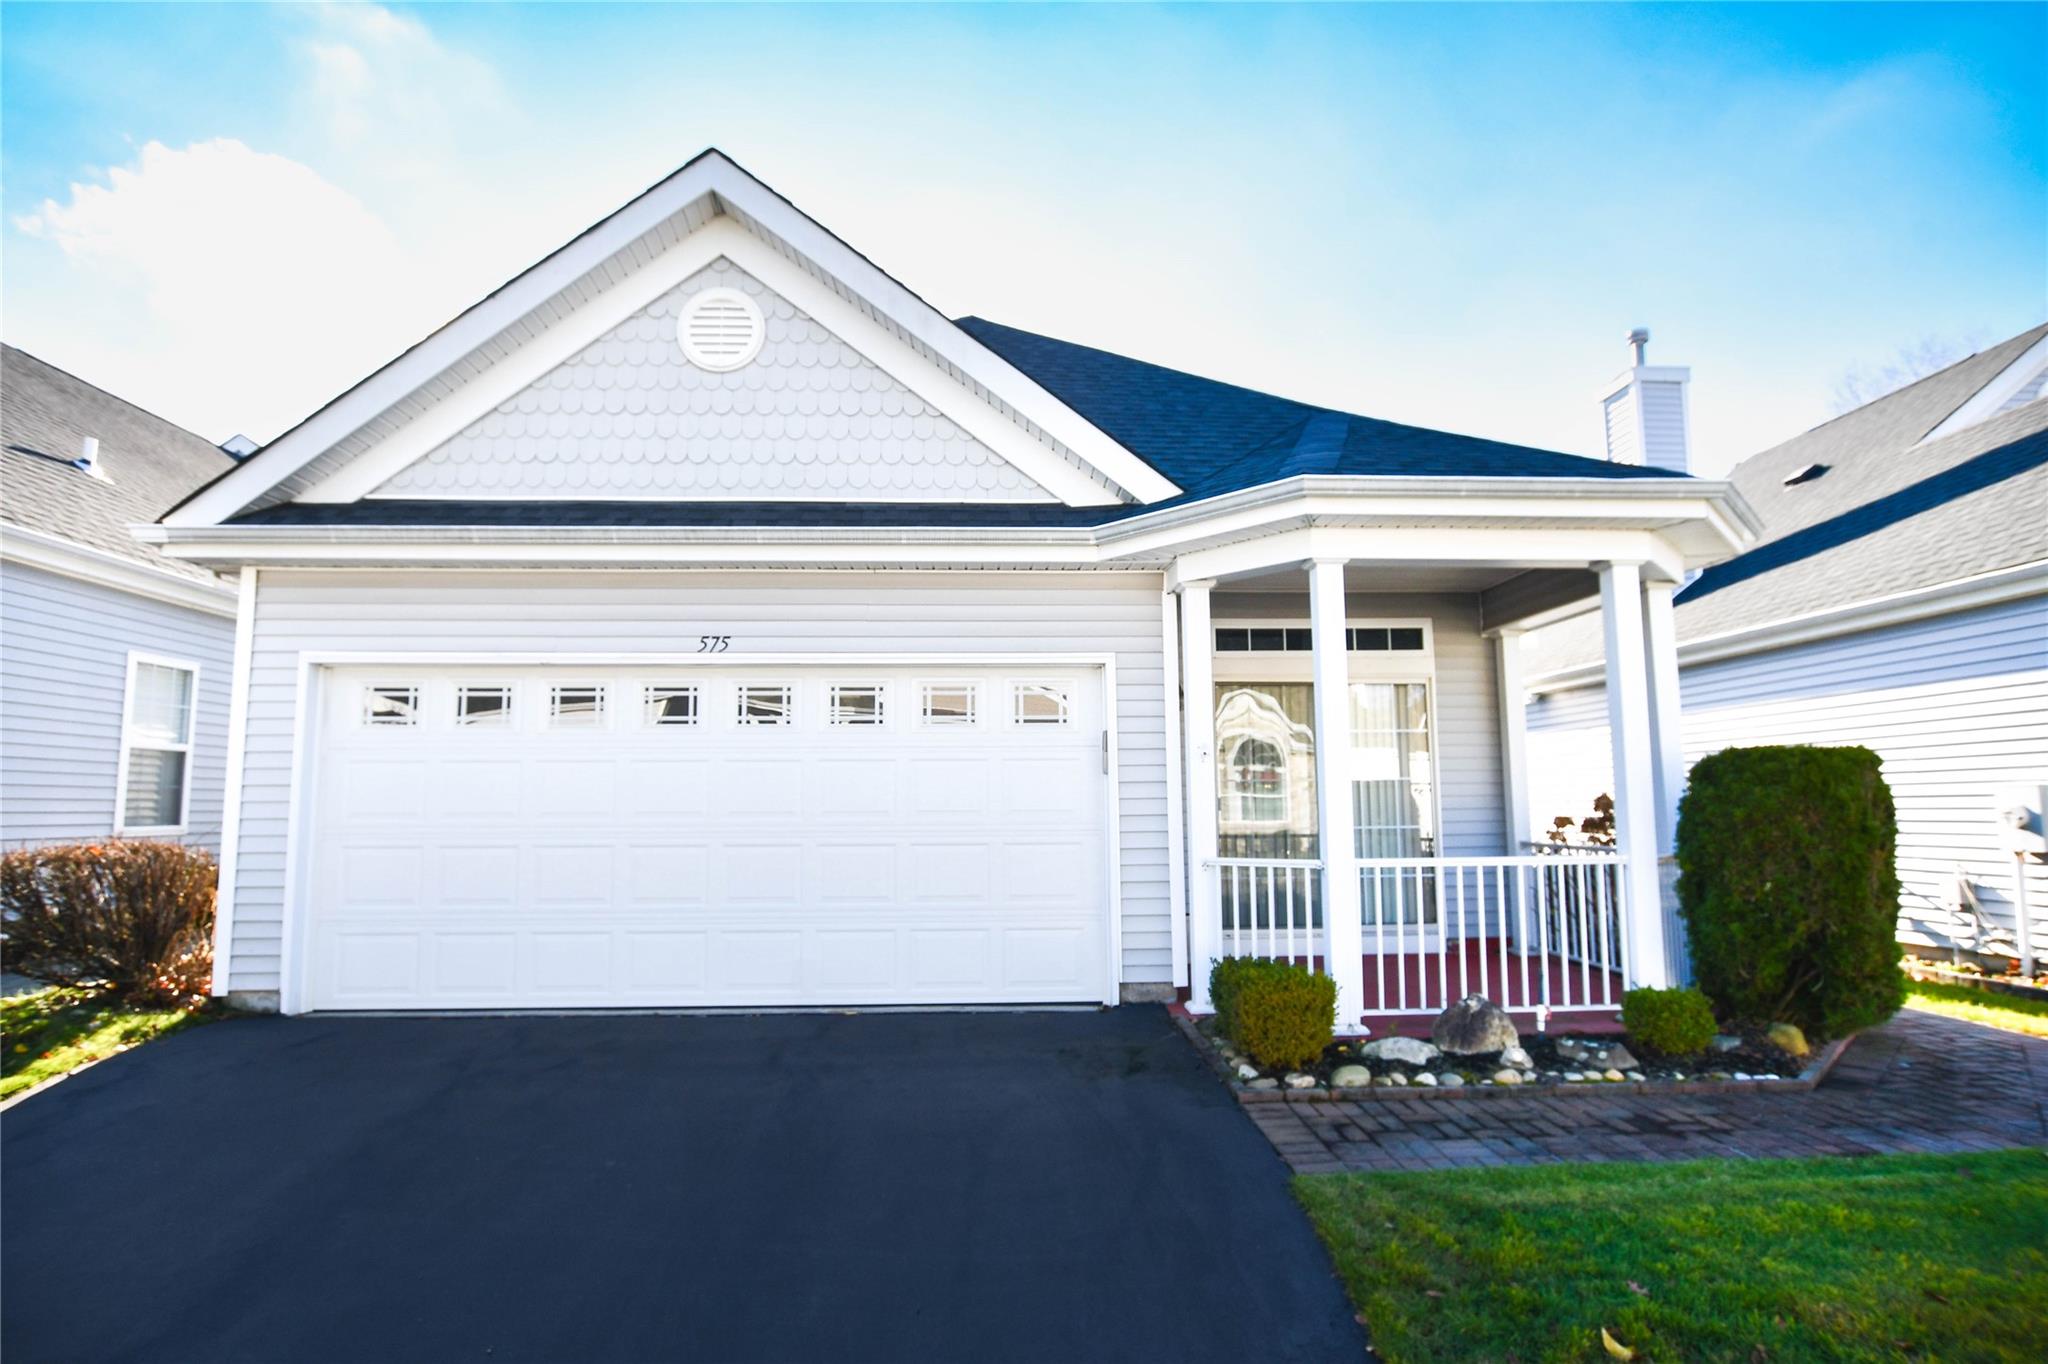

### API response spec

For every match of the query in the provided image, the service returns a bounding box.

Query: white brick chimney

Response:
[1599,328,1691,474]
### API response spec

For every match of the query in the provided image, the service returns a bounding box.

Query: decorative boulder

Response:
[1767,1022,1811,1057]
[1499,1045,1534,1071]
[1360,1035,1441,1067]
[1430,995,1519,1055]
[1330,1064,1373,1089]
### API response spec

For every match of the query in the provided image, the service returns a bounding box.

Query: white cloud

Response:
[14,138,454,441]
[293,3,508,166]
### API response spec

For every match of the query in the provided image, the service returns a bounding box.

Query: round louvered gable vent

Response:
[677,288,765,371]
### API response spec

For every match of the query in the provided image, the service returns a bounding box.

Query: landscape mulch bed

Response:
[1171,1008,1851,1104]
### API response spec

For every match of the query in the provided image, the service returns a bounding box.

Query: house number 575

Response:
[697,635,731,653]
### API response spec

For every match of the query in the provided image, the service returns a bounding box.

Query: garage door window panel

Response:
[549,685,606,728]
[1012,683,1070,726]
[920,682,978,727]
[644,686,700,727]
[457,686,514,727]
[364,686,419,727]
[737,684,794,726]
[829,684,886,726]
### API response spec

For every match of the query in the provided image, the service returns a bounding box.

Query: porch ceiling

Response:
[1213,563,1529,594]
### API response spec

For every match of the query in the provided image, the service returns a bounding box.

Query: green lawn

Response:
[1903,979,2048,1039]
[1,985,214,1100]
[1294,1150,2048,1364]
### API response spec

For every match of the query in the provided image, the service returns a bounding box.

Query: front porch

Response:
[1167,532,1701,1034]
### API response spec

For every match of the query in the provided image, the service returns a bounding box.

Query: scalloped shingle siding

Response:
[375,260,1052,501]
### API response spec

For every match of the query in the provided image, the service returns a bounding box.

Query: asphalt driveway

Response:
[2,1005,1364,1364]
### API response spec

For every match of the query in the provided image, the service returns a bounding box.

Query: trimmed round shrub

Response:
[1,841,216,1003]
[1234,962,1336,1071]
[1677,745,1904,1039]
[1621,985,1718,1056]
[1209,955,1294,1045]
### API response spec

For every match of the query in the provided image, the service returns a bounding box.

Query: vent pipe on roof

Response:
[75,436,105,479]
[1599,328,1692,474]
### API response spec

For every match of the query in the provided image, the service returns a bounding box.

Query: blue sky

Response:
[4,2,2042,476]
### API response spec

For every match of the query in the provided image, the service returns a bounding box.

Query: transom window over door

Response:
[118,655,197,832]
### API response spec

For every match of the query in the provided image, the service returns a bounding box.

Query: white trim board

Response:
[165,152,1178,527]
[0,523,236,616]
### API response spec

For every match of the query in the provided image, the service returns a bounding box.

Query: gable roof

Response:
[164,150,1181,525]
[224,315,1687,531]
[1,345,235,585]
[1525,323,2048,679]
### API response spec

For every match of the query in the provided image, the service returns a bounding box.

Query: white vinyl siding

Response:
[0,561,234,850]
[1526,595,2048,951]
[222,569,1171,997]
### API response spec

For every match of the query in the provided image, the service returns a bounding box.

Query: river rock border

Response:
[1169,1009,1855,1103]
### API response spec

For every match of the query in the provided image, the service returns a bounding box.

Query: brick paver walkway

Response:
[1245,1010,2048,1174]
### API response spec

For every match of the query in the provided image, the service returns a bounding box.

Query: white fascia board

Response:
[167,152,1174,526]
[1163,525,1689,587]
[1526,558,2048,693]
[1099,475,1757,561]
[1922,333,2048,444]
[0,523,237,616]
[307,222,1119,509]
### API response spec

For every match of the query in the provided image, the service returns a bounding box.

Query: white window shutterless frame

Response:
[114,652,200,834]
[288,659,1118,1013]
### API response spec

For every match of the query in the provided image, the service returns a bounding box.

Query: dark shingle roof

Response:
[227,319,1684,530]
[3,346,235,582]
[1525,324,2048,677]
[955,318,1683,502]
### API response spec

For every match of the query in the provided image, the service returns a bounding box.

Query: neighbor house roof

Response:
[1524,323,2048,680]
[227,317,1681,531]
[2,345,236,584]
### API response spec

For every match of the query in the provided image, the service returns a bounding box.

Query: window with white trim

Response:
[919,682,977,726]
[737,684,793,726]
[1012,683,1070,726]
[456,686,512,727]
[548,685,606,728]
[829,684,885,725]
[119,657,197,831]
[364,686,418,726]
[644,686,699,726]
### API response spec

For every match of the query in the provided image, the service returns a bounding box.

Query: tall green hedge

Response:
[1677,744,1903,1039]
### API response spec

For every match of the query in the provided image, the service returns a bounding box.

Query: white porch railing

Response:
[1208,851,1633,1017]
[1213,858,1322,963]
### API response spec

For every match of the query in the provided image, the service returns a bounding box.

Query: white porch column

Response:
[1493,628,1532,853]
[1600,562,1672,987]
[1179,579,1222,1011]
[1308,559,1367,1029]
[1640,578,1690,982]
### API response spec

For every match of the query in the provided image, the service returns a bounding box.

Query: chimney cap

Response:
[1627,328,1650,365]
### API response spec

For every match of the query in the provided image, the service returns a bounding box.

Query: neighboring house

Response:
[1,347,240,850]
[1522,326,2048,969]
[147,150,1754,1019]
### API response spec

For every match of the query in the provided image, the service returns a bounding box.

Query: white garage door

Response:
[301,664,1111,1010]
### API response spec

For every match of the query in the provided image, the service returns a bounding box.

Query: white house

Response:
[1523,325,2048,974]
[1,347,240,851]
[144,151,1754,1020]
